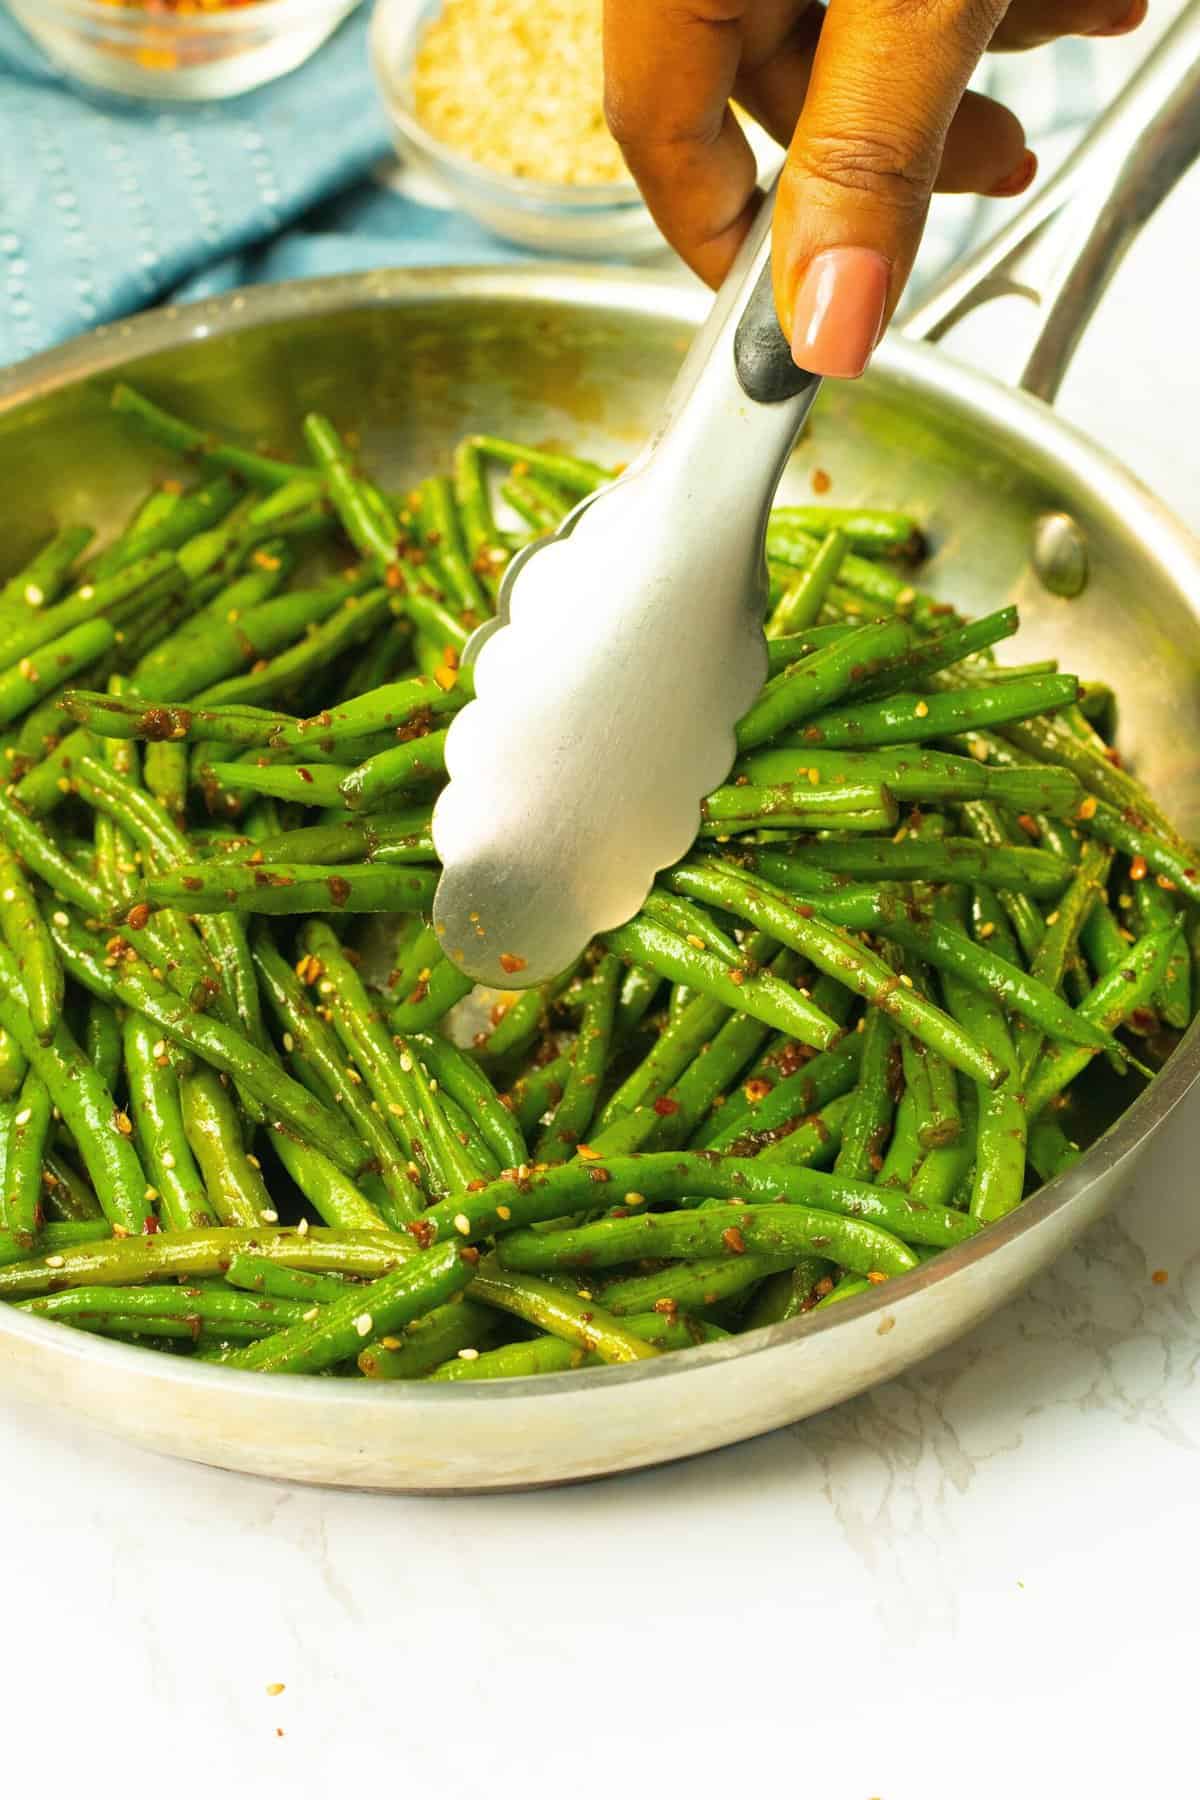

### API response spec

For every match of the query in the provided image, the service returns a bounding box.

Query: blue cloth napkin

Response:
[0,3,1153,369]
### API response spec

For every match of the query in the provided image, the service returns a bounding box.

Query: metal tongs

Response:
[431,179,821,987]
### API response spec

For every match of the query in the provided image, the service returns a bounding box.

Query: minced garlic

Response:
[412,0,627,186]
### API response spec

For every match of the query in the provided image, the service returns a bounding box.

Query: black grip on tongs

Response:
[733,260,821,406]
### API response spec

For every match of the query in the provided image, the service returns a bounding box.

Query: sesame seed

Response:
[978,921,996,939]
[381,1336,403,1350]
[685,933,706,950]
[1045,911,1060,926]
[354,1313,373,1337]
[495,1204,511,1220]
[261,1209,279,1224]
[387,1101,404,1117]
[576,1289,593,1301]
[624,1191,647,1207]
[457,1347,479,1361]
[399,1052,414,1073]
[144,1187,159,1203]
[0,890,12,905]
[161,1150,176,1169]
[303,1307,319,1322]
[914,700,930,718]
[13,1107,30,1127]
[282,1032,295,1053]
[296,1218,309,1237]
[246,1153,261,1170]
[265,1684,285,1697]
[44,1255,65,1268]
[453,1212,471,1236]
[151,1040,166,1059]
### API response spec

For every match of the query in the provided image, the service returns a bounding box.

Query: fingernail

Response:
[1087,0,1147,35]
[788,247,891,380]
[988,150,1038,199]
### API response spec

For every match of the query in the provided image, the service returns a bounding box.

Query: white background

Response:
[2,16,1198,1800]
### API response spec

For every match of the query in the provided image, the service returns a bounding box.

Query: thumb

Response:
[771,0,1011,378]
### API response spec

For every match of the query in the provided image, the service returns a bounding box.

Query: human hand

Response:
[603,0,1148,376]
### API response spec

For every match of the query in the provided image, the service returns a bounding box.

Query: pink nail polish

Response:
[789,248,891,380]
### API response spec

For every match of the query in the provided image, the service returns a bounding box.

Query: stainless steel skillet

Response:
[0,9,1196,1492]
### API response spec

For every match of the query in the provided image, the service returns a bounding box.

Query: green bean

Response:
[111,385,313,491]
[84,995,123,1094]
[737,744,1079,814]
[605,915,838,1053]
[795,674,1078,749]
[752,1091,852,1168]
[747,837,1071,896]
[405,587,470,659]
[0,1026,27,1101]
[48,913,364,1177]
[599,1253,791,1318]
[416,1151,974,1255]
[771,506,925,559]
[852,607,1020,699]
[2,525,94,614]
[269,1128,388,1233]
[971,881,1023,968]
[339,731,450,809]
[742,1256,835,1326]
[61,689,287,748]
[358,1297,500,1378]
[92,475,238,580]
[222,1254,353,1303]
[0,1219,110,1272]
[0,550,179,671]
[1027,1116,1082,1183]
[41,1149,102,1223]
[179,1066,272,1228]
[1130,873,1190,1029]
[300,413,400,574]
[700,777,898,835]
[958,800,1045,961]
[667,862,1003,1086]
[400,1031,526,1172]
[222,1239,472,1375]
[703,1038,864,1153]
[497,1201,922,1279]
[1025,926,1181,1120]
[765,531,849,637]
[415,477,487,615]
[500,474,567,531]
[639,891,743,967]
[0,618,116,727]
[1075,799,1200,909]
[0,837,63,1043]
[123,1017,214,1229]
[736,618,912,751]
[909,1082,976,1212]
[394,1027,490,1194]
[535,952,620,1162]
[143,859,437,916]
[20,1283,318,1342]
[470,1259,658,1363]
[0,945,147,1233]
[471,434,610,496]
[2,1071,51,1244]
[453,437,504,572]
[831,1011,894,1181]
[1016,840,1113,1078]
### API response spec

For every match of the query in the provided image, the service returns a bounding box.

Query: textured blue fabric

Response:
[0,1,1133,369]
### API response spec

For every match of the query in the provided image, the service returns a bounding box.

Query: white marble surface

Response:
[3,48,1199,1800]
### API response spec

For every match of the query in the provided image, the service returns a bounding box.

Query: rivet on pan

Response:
[1033,511,1089,598]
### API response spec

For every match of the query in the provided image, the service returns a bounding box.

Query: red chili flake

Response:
[1104,747,1123,767]
[143,1216,160,1234]
[126,901,151,930]
[866,1269,888,1285]
[652,1096,680,1116]
[653,1297,678,1316]
[743,1077,772,1103]
[811,468,832,495]
[327,875,352,907]
[1015,813,1040,839]
[385,564,405,590]
[1129,855,1148,882]
[729,969,746,986]
[1151,1268,1169,1285]
[498,952,527,975]
[140,705,183,741]
[588,1167,611,1183]
[182,876,203,892]
[407,1219,435,1249]
[721,1226,747,1255]
[296,767,314,785]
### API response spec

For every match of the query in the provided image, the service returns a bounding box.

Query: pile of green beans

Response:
[0,383,1191,1384]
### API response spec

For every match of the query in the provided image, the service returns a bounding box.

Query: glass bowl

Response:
[5,0,365,101]
[369,0,663,259]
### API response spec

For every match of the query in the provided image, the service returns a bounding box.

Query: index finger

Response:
[603,0,759,283]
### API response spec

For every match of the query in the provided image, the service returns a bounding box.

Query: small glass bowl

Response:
[5,0,365,102]
[369,0,663,260]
